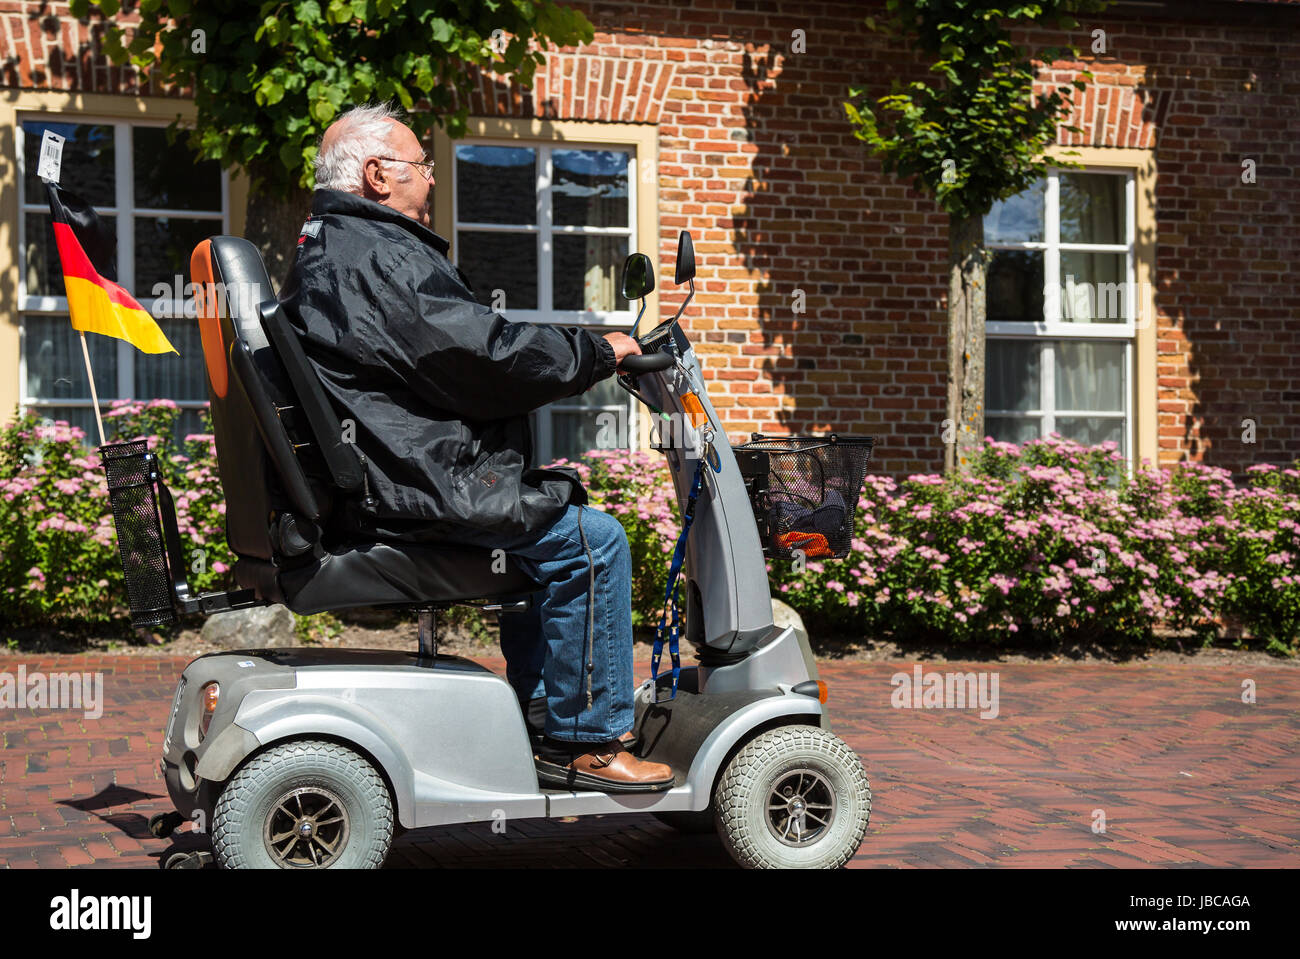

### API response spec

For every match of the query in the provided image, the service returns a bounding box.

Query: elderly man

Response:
[278,104,672,793]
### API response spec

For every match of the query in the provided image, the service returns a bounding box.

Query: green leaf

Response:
[309,99,336,124]
[428,17,453,44]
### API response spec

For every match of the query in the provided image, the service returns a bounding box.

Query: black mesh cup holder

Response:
[101,441,177,628]
[733,433,874,560]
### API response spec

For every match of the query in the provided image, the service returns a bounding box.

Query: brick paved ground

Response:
[1,654,1298,868]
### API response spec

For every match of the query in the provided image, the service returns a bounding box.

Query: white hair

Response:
[313,102,411,192]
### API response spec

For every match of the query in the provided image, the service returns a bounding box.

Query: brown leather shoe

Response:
[535,741,673,794]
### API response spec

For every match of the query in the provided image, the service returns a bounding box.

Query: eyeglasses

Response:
[377,156,436,180]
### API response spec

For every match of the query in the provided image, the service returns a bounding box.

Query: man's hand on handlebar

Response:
[603,332,643,370]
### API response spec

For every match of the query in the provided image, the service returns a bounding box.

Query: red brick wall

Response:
[6,0,1299,474]
[1035,10,1300,469]
[0,0,161,94]
[459,0,1300,474]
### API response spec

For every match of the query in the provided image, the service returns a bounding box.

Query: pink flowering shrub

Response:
[3,409,1296,656]
[766,435,1300,653]
[0,401,233,628]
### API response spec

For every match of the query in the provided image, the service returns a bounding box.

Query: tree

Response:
[844,0,1108,471]
[75,0,593,279]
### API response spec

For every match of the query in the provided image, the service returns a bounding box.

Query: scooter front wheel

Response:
[714,725,870,869]
[211,740,393,869]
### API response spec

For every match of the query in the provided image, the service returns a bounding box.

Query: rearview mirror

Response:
[674,231,695,284]
[620,253,655,301]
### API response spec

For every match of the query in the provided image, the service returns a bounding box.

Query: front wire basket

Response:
[733,433,874,560]
[101,440,177,628]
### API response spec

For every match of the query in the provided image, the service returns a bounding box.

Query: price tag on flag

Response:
[37,129,64,183]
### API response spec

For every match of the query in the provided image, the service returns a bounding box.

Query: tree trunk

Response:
[945,213,987,472]
[241,171,313,292]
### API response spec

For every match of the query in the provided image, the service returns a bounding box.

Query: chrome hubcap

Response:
[766,769,835,846]
[264,786,350,867]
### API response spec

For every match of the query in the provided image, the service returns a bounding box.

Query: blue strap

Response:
[651,458,705,701]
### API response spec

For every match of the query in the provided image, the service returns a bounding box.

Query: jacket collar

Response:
[310,188,449,256]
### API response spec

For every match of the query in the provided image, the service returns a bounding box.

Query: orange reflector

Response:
[681,392,708,428]
[817,681,828,704]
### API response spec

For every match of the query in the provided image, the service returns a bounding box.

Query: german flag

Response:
[44,181,176,355]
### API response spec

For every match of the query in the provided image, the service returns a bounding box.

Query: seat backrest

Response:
[190,236,346,562]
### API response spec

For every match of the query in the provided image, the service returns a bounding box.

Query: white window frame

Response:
[451,139,638,464]
[15,115,230,423]
[985,166,1136,460]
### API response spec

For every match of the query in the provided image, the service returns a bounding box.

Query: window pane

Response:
[136,320,208,401]
[135,217,218,295]
[553,149,629,227]
[23,120,116,207]
[553,235,628,311]
[1056,416,1124,452]
[984,179,1045,244]
[23,314,118,400]
[1059,251,1127,323]
[987,340,1040,411]
[456,146,536,225]
[985,416,1041,445]
[548,382,631,459]
[133,128,222,211]
[1055,341,1125,412]
[987,250,1044,322]
[457,231,538,309]
[1060,173,1124,245]
[552,409,620,461]
[25,213,118,297]
[555,376,624,409]
[173,408,208,441]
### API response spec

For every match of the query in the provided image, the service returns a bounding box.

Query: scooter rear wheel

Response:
[211,739,393,869]
[714,725,870,869]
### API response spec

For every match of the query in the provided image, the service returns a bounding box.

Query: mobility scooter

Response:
[101,229,873,869]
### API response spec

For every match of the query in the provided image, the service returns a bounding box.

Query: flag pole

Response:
[78,330,107,447]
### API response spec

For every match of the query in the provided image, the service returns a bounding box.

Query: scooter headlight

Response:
[198,682,220,741]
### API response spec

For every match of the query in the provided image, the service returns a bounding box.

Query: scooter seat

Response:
[234,541,540,614]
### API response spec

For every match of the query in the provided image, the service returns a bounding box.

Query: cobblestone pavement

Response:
[2,654,1297,868]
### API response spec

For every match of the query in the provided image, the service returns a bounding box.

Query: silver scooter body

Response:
[161,277,826,832]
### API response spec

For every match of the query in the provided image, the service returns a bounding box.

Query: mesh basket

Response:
[734,433,874,560]
[101,441,177,628]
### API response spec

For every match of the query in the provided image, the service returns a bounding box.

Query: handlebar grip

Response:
[619,352,676,375]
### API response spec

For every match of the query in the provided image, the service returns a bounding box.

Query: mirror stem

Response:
[667,278,694,328]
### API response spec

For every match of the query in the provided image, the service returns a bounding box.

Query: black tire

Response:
[652,810,717,835]
[714,725,870,869]
[211,740,393,869]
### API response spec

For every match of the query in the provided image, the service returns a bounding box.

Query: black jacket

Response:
[278,189,618,545]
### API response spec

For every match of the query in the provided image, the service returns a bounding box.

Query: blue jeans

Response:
[492,504,635,743]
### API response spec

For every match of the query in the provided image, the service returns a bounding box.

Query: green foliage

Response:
[844,0,1110,219]
[294,610,344,644]
[72,0,594,195]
